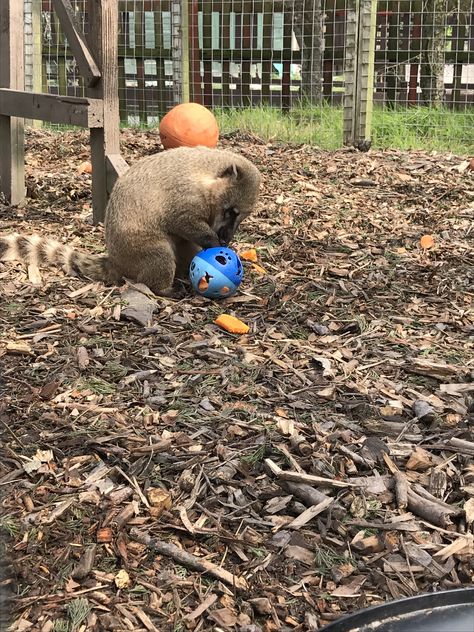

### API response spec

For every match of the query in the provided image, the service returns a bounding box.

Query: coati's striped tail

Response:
[0,234,109,282]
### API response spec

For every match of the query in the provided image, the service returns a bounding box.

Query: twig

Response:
[279,480,344,517]
[183,593,218,621]
[265,458,358,488]
[54,403,119,413]
[130,528,248,590]
[411,483,463,516]
[394,471,408,510]
[130,439,172,455]
[347,520,418,532]
[287,498,333,529]
[115,466,150,508]
[407,490,456,530]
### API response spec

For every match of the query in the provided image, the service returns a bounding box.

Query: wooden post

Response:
[0,0,26,205]
[86,0,129,224]
[355,0,377,145]
[171,0,181,104]
[24,0,43,127]
[343,0,377,148]
[343,0,357,145]
[190,0,201,103]
[181,0,190,103]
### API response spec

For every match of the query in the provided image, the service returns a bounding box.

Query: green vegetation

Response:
[215,104,474,155]
[44,102,473,155]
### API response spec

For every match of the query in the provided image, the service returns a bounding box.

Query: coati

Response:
[0,146,261,296]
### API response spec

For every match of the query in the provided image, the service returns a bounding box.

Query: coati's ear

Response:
[219,163,240,180]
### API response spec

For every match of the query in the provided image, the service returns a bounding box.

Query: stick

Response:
[280,480,344,517]
[131,440,172,455]
[407,490,456,529]
[449,437,474,452]
[183,593,218,621]
[130,528,248,590]
[54,403,119,413]
[411,483,463,516]
[264,458,358,488]
[394,471,408,510]
[287,498,333,529]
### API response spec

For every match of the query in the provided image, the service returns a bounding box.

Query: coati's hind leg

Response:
[123,241,177,297]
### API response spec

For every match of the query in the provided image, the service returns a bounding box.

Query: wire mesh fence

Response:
[24,0,474,153]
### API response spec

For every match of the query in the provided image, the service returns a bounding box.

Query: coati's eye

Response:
[225,207,239,221]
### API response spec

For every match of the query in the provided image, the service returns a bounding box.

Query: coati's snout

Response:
[214,207,241,245]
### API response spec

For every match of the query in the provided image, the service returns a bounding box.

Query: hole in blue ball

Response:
[215,255,227,265]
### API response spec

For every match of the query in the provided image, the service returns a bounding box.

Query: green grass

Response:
[43,102,474,155]
[215,103,474,155]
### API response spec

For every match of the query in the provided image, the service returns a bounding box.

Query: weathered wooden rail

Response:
[0,0,128,221]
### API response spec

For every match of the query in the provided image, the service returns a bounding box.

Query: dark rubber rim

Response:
[318,587,474,631]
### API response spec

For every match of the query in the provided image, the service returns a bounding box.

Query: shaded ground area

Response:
[0,128,473,632]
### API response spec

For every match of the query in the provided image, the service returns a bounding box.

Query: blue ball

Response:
[189,247,243,299]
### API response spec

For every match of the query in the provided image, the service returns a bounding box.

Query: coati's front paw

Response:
[200,232,221,249]
[217,227,232,246]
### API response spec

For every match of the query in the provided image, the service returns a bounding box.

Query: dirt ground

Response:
[0,128,473,632]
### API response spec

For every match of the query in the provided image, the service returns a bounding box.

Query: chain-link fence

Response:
[25,0,474,153]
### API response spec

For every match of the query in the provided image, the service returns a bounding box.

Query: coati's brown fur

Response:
[0,146,261,296]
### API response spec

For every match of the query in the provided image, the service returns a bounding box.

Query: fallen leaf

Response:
[420,234,435,249]
[406,447,432,471]
[114,569,131,589]
[465,498,474,525]
[77,346,90,369]
[251,263,266,275]
[78,160,92,174]
[284,545,314,565]
[264,495,293,514]
[331,575,367,597]
[456,160,470,173]
[147,488,172,513]
[65,577,81,592]
[240,248,258,262]
[39,381,60,401]
[276,417,295,435]
[329,267,350,277]
[208,608,238,627]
